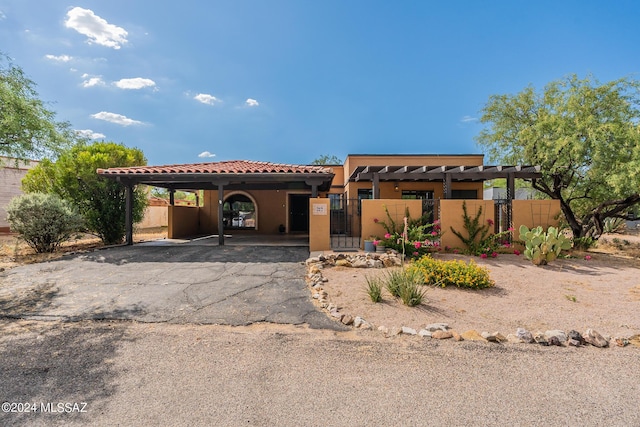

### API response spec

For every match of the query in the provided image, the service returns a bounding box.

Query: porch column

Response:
[169,189,175,205]
[305,179,324,198]
[125,181,134,245]
[217,183,225,245]
[506,173,515,200]
[444,173,452,199]
[372,172,380,199]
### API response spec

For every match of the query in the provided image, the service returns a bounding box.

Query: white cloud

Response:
[114,77,156,90]
[75,129,106,139]
[45,54,72,62]
[198,151,216,158]
[65,7,128,49]
[460,115,478,123]
[81,75,105,87]
[0,11,5,20]
[91,111,143,126]
[194,93,221,105]
[245,98,259,107]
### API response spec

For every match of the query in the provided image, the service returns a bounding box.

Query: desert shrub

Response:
[6,193,84,253]
[380,269,428,306]
[409,256,495,289]
[602,217,626,234]
[365,276,383,303]
[573,236,596,250]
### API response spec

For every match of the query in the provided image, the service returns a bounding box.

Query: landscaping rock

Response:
[451,330,463,341]
[482,332,506,343]
[584,329,609,348]
[506,333,524,343]
[547,336,563,346]
[353,316,364,328]
[432,330,453,340]
[461,330,486,341]
[425,323,449,332]
[341,314,354,325]
[335,259,352,267]
[516,328,535,343]
[534,332,549,346]
[629,335,640,348]
[568,330,585,345]
[614,337,629,347]
[545,330,567,343]
[330,310,343,321]
[418,329,432,338]
[401,326,417,335]
[568,338,582,347]
[378,325,388,334]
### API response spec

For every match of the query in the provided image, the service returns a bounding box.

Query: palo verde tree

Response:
[22,141,148,245]
[310,154,342,165]
[0,53,75,162]
[476,75,640,239]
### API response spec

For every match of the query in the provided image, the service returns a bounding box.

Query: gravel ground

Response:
[1,320,638,427]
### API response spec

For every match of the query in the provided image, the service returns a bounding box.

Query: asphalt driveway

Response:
[0,243,344,330]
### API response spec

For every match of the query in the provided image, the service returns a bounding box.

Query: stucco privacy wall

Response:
[139,206,168,229]
[0,158,38,232]
[168,205,200,239]
[440,200,496,250]
[309,198,330,251]
[512,200,561,231]
[360,199,422,245]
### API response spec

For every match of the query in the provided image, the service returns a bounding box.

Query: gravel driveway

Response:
[0,244,344,330]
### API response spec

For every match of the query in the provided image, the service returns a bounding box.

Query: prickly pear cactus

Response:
[519,225,572,266]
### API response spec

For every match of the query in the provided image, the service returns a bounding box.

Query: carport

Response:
[97,160,334,246]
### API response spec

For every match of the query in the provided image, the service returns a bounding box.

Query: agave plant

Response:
[518,225,572,265]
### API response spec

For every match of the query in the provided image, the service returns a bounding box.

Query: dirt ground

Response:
[0,227,168,271]
[2,226,639,340]
[321,230,640,339]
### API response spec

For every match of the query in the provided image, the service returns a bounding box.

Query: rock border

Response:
[304,253,640,349]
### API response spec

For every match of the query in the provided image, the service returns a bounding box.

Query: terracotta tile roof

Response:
[97,160,332,175]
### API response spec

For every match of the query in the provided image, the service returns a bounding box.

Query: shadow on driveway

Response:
[0,245,346,331]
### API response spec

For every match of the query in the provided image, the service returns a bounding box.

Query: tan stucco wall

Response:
[440,200,496,250]
[309,198,331,251]
[168,205,200,238]
[512,200,561,231]
[0,158,39,231]
[360,199,422,245]
[139,205,168,229]
[202,189,305,235]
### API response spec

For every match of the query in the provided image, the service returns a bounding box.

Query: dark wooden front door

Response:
[289,194,310,232]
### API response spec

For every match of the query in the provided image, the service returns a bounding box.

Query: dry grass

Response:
[0,227,167,271]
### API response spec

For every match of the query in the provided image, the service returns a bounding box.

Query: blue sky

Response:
[2,1,640,166]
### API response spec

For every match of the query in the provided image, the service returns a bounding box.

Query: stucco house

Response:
[0,157,39,233]
[98,153,558,251]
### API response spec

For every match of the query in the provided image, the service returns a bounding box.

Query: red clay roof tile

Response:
[97,160,331,175]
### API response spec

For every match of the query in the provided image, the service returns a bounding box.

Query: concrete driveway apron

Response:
[0,243,345,330]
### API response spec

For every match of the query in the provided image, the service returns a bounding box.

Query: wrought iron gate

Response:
[494,199,512,233]
[330,196,361,250]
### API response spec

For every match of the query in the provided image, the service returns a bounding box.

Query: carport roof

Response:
[97,160,335,191]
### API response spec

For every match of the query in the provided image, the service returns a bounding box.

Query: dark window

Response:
[328,194,343,210]
[357,189,372,201]
[223,194,256,229]
[451,189,478,199]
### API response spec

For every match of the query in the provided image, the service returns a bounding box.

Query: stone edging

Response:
[304,253,640,349]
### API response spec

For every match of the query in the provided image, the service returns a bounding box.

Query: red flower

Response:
[373,218,379,223]
[487,219,494,226]
[514,249,521,256]
[585,255,592,260]
[491,252,498,258]
[413,251,419,256]
[480,253,488,259]
[414,241,422,249]
[384,233,391,239]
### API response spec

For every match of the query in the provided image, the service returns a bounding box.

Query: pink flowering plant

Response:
[375,205,442,259]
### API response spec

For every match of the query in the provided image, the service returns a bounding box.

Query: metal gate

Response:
[494,199,512,233]
[330,196,361,250]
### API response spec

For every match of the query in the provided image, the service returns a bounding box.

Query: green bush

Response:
[7,193,84,253]
[408,256,495,289]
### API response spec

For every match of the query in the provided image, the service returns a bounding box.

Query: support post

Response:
[169,189,175,206]
[372,173,380,199]
[444,173,452,199]
[218,183,225,245]
[125,182,134,245]
[311,184,318,198]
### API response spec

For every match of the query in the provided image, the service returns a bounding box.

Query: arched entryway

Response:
[223,192,257,230]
